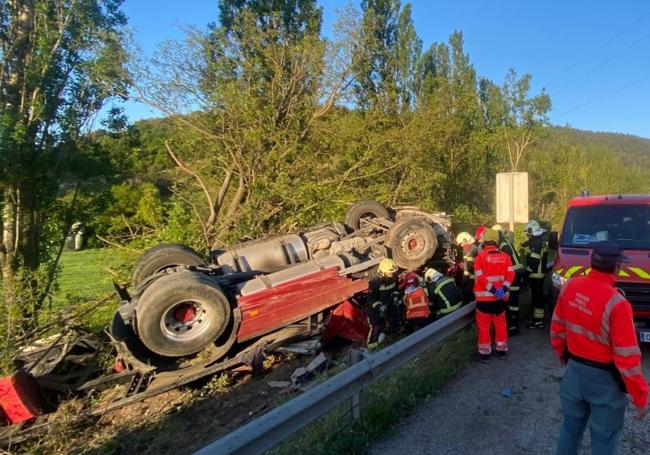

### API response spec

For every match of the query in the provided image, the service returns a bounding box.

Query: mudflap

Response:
[322,300,370,345]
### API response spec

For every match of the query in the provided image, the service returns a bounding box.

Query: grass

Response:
[47,248,135,331]
[271,328,475,455]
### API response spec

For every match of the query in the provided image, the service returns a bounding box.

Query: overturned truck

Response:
[1,201,456,441]
[114,201,454,363]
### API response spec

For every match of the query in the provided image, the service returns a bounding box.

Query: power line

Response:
[550,29,650,97]
[543,10,650,89]
[554,73,650,119]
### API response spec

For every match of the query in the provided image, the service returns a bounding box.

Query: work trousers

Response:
[506,288,519,329]
[475,309,508,355]
[556,360,627,455]
[529,277,546,324]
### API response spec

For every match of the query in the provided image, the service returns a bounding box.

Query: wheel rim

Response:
[161,300,217,342]
[400,230,427,258]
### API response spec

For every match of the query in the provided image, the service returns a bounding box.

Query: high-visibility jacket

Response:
[473,245,515,305]
[368,274,399,310]
[522,235,549,279]
[426,277,463,316]
[550,269,649,409]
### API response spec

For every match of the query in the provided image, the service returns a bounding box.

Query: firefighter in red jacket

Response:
[551,241,648,454]
[473,228,515,362]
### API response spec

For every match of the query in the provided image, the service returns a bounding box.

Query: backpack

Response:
[403,287,431,320]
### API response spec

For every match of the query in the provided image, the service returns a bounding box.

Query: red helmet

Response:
[475,225,487,240]
[400,272,420,289]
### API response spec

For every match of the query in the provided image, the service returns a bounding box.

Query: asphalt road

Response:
[370,326,650,455]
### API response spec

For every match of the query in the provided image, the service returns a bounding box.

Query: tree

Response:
[135,0,357,245]
[494,69,551,171]
[0,0,128,337]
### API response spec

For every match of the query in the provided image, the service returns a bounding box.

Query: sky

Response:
[119,0,650,138]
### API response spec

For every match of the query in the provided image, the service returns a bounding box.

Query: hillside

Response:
[542,126,650,166]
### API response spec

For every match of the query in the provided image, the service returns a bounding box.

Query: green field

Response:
[49,248,136,330]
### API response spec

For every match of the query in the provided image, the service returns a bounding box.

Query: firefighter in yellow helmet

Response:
[492,224,526,335]
[366,258,401,344]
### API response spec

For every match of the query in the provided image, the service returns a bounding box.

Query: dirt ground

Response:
[370,327,650,455]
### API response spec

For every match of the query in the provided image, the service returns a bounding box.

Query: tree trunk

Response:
[1,187,18,340]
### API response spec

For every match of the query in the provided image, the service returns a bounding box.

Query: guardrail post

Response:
[348,349,364,421]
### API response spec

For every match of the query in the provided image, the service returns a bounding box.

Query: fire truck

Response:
[551,194,650,342]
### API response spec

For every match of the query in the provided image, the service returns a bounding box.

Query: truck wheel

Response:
[344,200,390,232]
[136,272,231,357]
[386,217,438,270]
[132,244,205,286]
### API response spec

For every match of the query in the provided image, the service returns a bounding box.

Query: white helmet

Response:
[525,220,546,237]
[455,232,475,246]
[424,268,443,283]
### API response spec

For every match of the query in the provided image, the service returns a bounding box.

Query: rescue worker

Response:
[473,229,515,362]
[400,271,431,328]
[456,231,476,303]
[367,258,401,344]
[551,241,648,454]
[424,268,464,318]
[522,220,549,329]
[492,224,526,335]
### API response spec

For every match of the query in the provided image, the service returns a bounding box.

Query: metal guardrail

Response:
[194,302,476,455]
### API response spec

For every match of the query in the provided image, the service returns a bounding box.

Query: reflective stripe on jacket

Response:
[522,235,548,278]
[473,245,515,302]
[499,236,525,272]
[550,269,649,409]
[430,277,463,315]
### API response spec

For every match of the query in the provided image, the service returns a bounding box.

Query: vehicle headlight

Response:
[552,272,567,289]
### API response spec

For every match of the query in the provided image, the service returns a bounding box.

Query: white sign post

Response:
[496,172,529,232]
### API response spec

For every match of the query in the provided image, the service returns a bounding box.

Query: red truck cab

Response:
[551,194,650,342]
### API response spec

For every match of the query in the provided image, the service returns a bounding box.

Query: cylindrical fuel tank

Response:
[237,254,360,296]
[216,234,309,274]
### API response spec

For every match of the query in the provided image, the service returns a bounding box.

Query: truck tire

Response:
[132,244,205,286]
[344,200,390,232]
[386,217,438,270]
[136,271,231,357]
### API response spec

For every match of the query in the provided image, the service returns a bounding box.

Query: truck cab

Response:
[551,194,650,342]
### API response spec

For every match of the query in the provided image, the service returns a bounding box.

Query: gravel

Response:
[370,326,650,455]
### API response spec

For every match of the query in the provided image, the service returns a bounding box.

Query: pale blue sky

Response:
[118,0,650,138]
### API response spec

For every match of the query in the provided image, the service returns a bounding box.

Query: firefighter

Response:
[473,229,515,362]
[366,258,401,344]
[492,224,526,335]
[522,220,549,329]
[551,241,648,454]
[456,231,475,303]
[424,268,464,318]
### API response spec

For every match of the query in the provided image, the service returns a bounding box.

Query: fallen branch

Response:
[96,235,142,254]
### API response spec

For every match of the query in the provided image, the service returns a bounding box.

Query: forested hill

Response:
[542,127,650,165]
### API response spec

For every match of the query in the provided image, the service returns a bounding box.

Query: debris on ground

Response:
[268,381,291,389]
[277,338,321,355]
[291,352,329,386]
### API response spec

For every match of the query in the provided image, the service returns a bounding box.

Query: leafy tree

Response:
[492,69,551,171]
[0,0,128,336]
